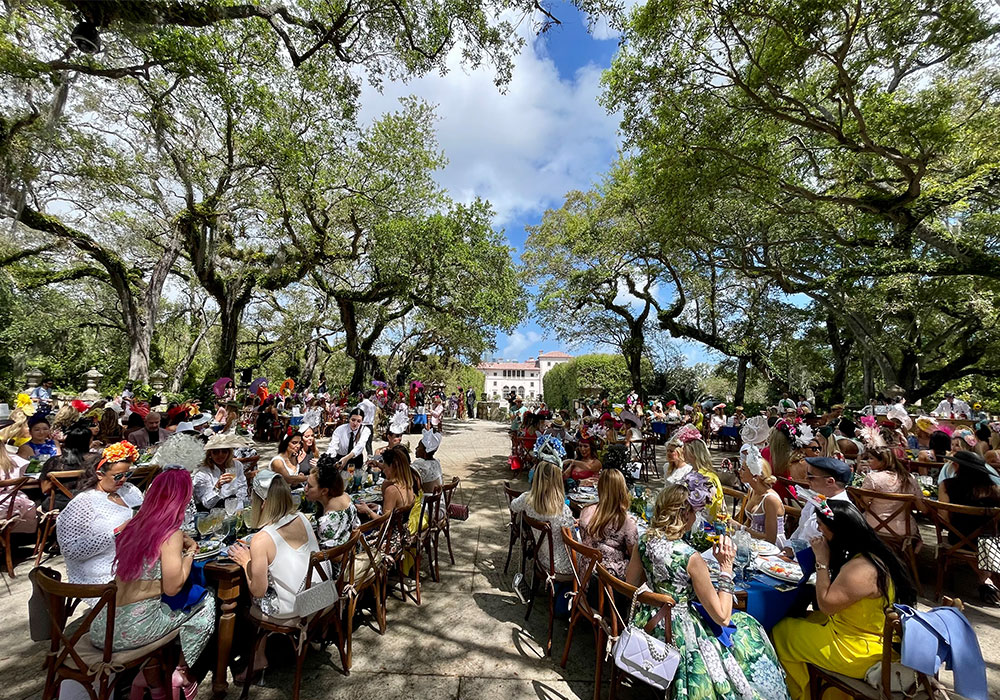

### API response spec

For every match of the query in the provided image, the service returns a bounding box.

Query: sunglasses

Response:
[109,470,133,483]
[804,444,821,452]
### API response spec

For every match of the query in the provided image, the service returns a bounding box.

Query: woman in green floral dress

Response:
[625,480,790,700]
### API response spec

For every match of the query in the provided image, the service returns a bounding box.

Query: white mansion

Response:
[477,350,572,406]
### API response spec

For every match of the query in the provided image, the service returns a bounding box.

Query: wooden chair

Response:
[639,435,659,482]
[502,481,526,574]
[432,476,461,568]
[125,463,160,491]
[242,531,359,699]
[31,566,176,700]
[0,476,30,576]
[924,500,1000,600]
[595,563,677,700]
[722,486,750,526]
[353,510,393,646]
[784,503,803,539]
[808,597,965,700]
[847,487,923,592]
[34,469,83,566]
[522,514,574,656]
[559,529,604,700]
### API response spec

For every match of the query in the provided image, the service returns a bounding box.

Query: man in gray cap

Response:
[784,456,853,553]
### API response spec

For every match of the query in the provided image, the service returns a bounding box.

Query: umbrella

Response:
[212,377,233,397]
[249,377,268,395]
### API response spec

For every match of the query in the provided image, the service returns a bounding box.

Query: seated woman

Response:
[679,436,725,520]
[773,500,917,700]
[228,470,322,674]
[737,446,785,545]
[939,450,1000,605]
[860,447,922,537]
[355,445,416,521]
[578,468,637,578]
[510,461,575,575]
[92,468,215,699]
[561,439,601,484]
[0,442,37,535]
[625,482,788,700]
[296,426,320,475]
[663,437,691,482]
[411,429,444,495]
[17,414,61,461]
[917,429,951,465]
[192,433,249,511]
[56,441,143,586]
[268,430,307,486]
[305,455,359,549]
[520,412,541,452]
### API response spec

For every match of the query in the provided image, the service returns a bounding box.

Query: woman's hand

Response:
[182,533,197,552]
[713,535,736,573]
[216,473,235,489]
[228,542,251,568]
[810,535,830,565]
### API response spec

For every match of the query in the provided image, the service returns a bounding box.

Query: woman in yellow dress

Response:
[773,500,917,700]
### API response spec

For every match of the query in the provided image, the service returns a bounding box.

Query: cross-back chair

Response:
[522,514,574,657]
[1,475,30,576]
[847,487,924,592]
[924,500,1000,600]
[560,528,604,700]
[35,469,83,566]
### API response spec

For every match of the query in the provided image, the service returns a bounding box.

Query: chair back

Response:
[502,481,523,508]
[847,486,920,541]
[307,529,360,598]
[594,563,676,643]
[0,476,29,520]
[440,477,460,517]
[561,527,602,606]
[358,510,393,568]
[522,513,557,577]
[783,502,802,538]
[46,470,84,504]
[721,486,749,525]
[30,567,118,685]
[925,500,1000,553]
[126,464,161,491]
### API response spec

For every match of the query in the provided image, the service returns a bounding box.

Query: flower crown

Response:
[775,418,815,448]
[682,470,717,511]
[673,424,703,444]
[101,440,139,465]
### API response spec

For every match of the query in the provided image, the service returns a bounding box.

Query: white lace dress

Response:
[56,484,144,586]
[508,493,574,575]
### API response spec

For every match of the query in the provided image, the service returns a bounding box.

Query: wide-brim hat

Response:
[190,412,213,428]
[619,410,641,428]
[915,416,938,433]
[551,417,566,428]
[205,432,252,451]
[666,400,677,406]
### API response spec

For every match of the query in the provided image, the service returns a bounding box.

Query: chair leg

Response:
[559,606,580,668]
[592,623,604,700]
[3,531,14,577]
[503,528,517,574]
[241,630,266,700]
[34,520,54,567]
[346,596,358,670]
[906,545,922,596]
[445,522,455,565]
[292,642,308,700]
[608,658,621,700]
[936,557,945,601]
[524,570,539,621]
[546,585,555,656]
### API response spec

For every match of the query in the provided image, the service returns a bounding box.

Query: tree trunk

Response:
[126,322,153,384]
[301,328,320,390]
[734,356,748,406]
[170,309,216,392]
[825,315,852,406]
[622,326,645,398]
[216,291,252,378]
[862,353,875,404]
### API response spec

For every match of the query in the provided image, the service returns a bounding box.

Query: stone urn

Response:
[80,367,104,400]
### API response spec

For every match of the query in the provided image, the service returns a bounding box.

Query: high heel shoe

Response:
[234,666,267,686]
[171,668,199,700]
[129,672,170,700]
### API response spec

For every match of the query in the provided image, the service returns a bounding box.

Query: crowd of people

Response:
[1,376,458,699]
[505,390,995,700]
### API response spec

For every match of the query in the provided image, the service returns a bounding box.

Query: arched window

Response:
[517,386,525,397]
[502,385,509,396]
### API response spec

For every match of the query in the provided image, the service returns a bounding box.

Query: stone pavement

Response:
[2,420,999,700]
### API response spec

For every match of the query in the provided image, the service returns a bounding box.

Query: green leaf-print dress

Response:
[632,534,790,700]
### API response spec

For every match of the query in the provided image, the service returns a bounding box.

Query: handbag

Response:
[977,535,1000,573]
[610,584,681,691]
[447,481,470,520]
[294,572,339,618]
[864,661,918,695]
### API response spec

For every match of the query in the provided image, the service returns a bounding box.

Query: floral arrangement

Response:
[683,470,717,512]
[101,440,139,465]
[15,393,35,416]
[774,417,815,448]
[810,493,834,518]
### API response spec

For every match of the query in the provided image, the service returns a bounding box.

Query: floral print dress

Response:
[632,534,789,700]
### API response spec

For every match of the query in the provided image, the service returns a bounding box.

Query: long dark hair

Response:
[63,420,94,456]
[928,431,951,460]
[277,429,302,455]
[314,454,345,499]
[817,500,917,605]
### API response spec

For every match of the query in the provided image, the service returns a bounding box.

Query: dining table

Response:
[203,559,245,698]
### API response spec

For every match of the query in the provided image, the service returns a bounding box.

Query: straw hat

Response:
[205,432,252,451]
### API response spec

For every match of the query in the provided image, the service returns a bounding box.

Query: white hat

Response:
[190,412,212,428]
[252,469,279,500]
[740,416,770,446]
[205,432,252,451]
[740,443,764,476]
[420,428,442,453]
[174,421,196,433]
[389,414,409,435]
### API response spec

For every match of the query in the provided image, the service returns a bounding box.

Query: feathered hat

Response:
[740,416,770,446]
[151,432,205,472]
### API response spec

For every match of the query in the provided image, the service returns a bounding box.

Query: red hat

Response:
[666,400,677,406]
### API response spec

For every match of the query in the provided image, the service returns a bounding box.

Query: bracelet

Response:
[717,579,735,594]
[182,550,195,559]
[815,563,829,571]
[718,571,734,582]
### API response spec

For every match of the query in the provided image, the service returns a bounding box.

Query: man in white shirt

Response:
[356,392,377,457]
[784,457,853,553]
[326,409,370,471]
[796,395,812,414]
[777,392,797,413]
[933,392,971,418]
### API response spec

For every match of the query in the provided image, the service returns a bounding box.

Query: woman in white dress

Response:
[56,441,144,586]
[192,433,251,511]
[268,430,307,486]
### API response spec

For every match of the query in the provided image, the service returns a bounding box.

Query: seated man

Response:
[783,456,853,555]
[127,410,169,447]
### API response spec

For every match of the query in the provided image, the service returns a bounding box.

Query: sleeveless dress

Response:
[633,534,790,700]
[254,512,322,619]
[772,558,894,700]
[748,492,785,544]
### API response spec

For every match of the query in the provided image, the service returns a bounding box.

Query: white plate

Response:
[756,557,803,583]
[194,546,221,561]
[749,540,780,556]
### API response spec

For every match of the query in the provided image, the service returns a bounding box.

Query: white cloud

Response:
[498,329,543,359]
[356,18,622,226]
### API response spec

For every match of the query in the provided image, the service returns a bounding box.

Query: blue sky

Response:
[358,2,714,365]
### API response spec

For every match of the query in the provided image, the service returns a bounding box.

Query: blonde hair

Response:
[0,417,27,445]
[768,427,792,475]
[528,461,565,516]
[202,448,234,473]
[647,483,692,541]
[586,469,631,539]
[743,453,777,487]
[247,477,295,529]
[0,445,14,477]
[51,406,80,432]
[683,439,713,474]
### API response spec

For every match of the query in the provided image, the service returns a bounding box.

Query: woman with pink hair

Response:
[90,468,215,699]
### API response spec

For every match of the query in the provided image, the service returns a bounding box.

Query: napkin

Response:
[161,560,209,612]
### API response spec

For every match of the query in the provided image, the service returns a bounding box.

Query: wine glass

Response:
[225,497,239,518]
[196,513,213,539]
